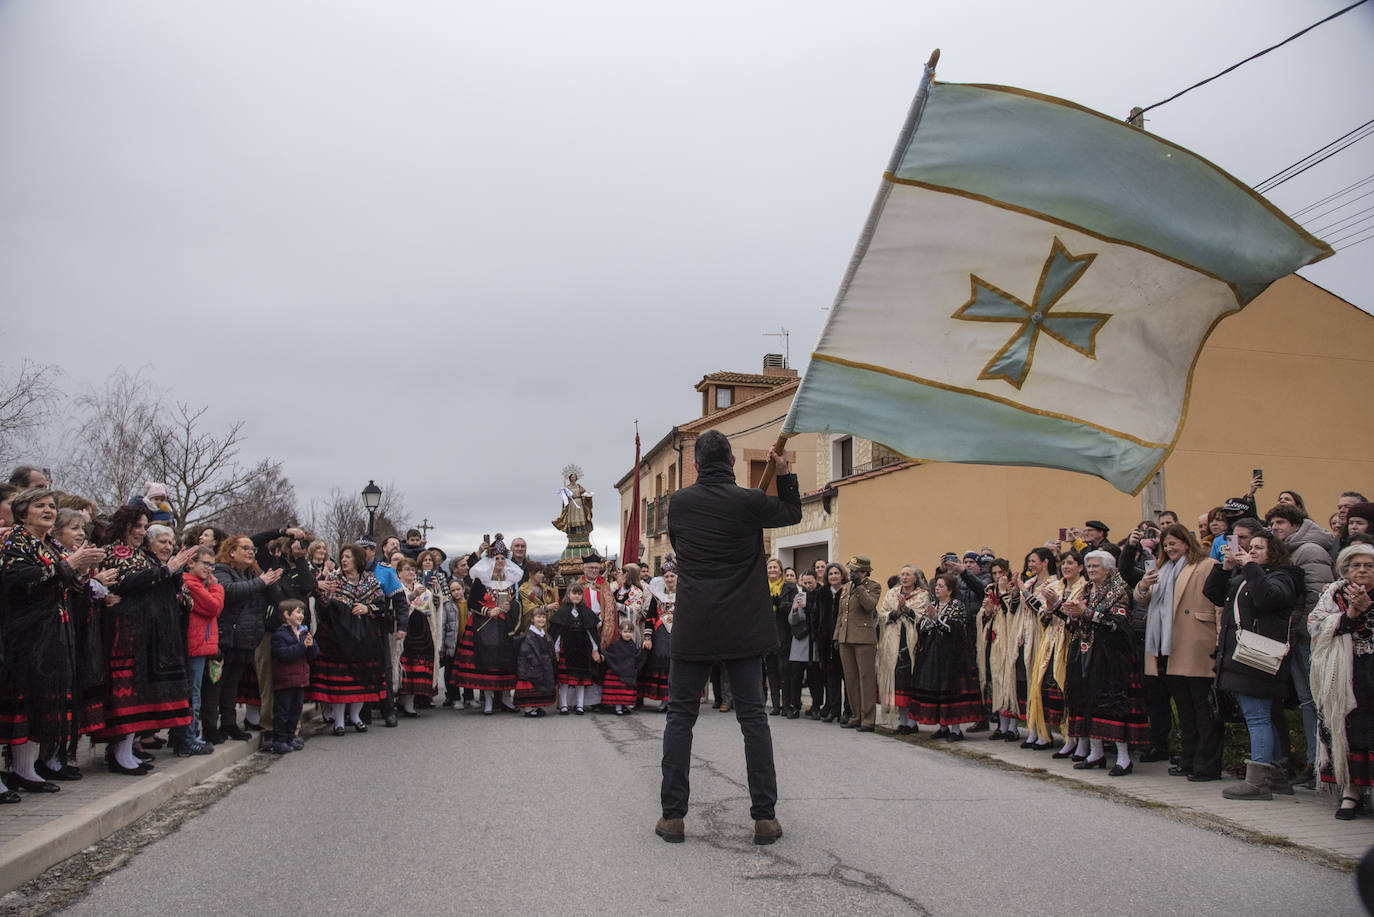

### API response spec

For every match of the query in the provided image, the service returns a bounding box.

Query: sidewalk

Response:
[0,736,260,895]
[890,724,1373,867]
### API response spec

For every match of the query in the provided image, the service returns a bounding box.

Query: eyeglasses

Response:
[1349,562,1374,571]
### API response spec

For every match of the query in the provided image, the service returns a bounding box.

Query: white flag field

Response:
[781,58,1332,494]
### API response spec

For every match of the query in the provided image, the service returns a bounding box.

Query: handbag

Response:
[1229,585,1288,676]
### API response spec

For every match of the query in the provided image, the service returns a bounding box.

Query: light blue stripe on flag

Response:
[893,83,1331,301]
[790,358,1166,492]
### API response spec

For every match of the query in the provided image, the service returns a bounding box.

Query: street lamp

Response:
[361,480,382,539]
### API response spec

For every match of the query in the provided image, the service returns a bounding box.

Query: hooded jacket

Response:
[1282,519,1335,640]
[667,461,801,661]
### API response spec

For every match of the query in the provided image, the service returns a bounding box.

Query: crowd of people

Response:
[1,462,1370,824]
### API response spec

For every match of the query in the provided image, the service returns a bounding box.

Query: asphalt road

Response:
[58,705,1360,916]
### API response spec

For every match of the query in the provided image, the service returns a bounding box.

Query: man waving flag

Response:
[781,51,1331,494]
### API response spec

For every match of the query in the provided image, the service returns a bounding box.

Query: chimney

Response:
[762,353,797,378]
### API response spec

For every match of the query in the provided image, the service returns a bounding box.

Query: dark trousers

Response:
[1166,673,1223,777]
[272,687,304,743]
[662,656,777,821]
[785,662,802,714]
[763,653,782,708]
[213,648,255,726]
[823,653,844,717]
[1143,670,1174,753]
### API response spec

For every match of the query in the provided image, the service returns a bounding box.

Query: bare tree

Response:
[212,461,299,535]
[309,482,410,553]
[58,367,160,510]
[143,402,274,534]
[0,361,62,470]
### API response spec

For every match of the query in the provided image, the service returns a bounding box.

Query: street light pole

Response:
[362,480,382,540]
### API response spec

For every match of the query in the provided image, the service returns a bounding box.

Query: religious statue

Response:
[552,464,593,536]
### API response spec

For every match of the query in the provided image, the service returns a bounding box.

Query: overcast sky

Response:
[3,1,1371,558]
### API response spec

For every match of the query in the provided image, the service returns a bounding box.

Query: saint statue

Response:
[553,465,593,536]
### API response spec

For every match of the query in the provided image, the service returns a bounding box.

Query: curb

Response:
[882,726,1362,872]
[0,739,259,895]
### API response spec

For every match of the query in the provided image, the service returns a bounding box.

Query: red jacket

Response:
[184,573,225,657]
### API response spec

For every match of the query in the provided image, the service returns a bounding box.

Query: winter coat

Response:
[1134,557,1221,680]
[182,572,224,657]
[834,576,882,645]
[1202,561,1303,698]
[667,462,801,661]
[1283,519,1336,641]
[213,563,274,652]
[516,630,555,693]
[270,623,318,689]
[769,579,798,659]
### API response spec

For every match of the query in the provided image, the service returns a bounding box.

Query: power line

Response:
[1301,185,1374,225]
[1291,173,1374,217]
[1133,0,1370,118]
[1254,119,1374,193]
[1310,203,1374,236]
[1334,230,1374,252]
[1327,219,1374,246]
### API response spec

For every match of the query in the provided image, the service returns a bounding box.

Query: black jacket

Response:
[1202,561,1303,698]
[770,580,799,659]
[516,630,555,693]
[213,563,275,651]
[667,462,802,661]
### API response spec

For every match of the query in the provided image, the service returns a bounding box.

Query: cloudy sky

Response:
[3,1,1371,557]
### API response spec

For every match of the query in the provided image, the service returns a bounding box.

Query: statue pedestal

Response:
[556,529,594,579]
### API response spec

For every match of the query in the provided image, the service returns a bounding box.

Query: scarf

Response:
[768,577,783,598]
[1145,555,1185,658]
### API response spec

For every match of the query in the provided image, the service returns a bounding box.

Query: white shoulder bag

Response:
[1230,584,1289,676]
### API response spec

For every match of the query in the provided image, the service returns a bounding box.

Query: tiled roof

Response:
[695,371,794,389]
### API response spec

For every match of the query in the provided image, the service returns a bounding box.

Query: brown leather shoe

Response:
[655,817,685,843]
[753,818,782,845]
[718,704,731,712]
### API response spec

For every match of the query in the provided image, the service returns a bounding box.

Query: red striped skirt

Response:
[236,665,261,707]
[909,674,985,726]
[602,671,638,706]
[556,655,595,687]
[514,680,556,708]
[0,688,30,745]
[451,622,517,692]
[639,663,670,702]
[892,689,913,709]
[307,657,383,704]
[90,657,192,740]
[398,656,437,698]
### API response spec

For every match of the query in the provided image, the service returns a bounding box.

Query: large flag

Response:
[782,54,1332,494]
[621,429,641,565]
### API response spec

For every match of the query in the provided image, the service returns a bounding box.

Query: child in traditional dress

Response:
[515,608,556,717]
[397,558,437,717]
[550,583,601,715]
[268,600,318,754]
[602,620,650,715]
[641,570,676,712]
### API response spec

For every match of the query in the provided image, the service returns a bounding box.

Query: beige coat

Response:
[1135,557,1221,679]
[834,577,881,645]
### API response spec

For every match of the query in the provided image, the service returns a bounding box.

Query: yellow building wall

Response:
[833,276,1374,580]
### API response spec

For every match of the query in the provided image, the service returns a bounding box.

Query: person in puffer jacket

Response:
[1265,503,1336,786]
[182,546,224,742]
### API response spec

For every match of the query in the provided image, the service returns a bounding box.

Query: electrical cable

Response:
[1309,204,1374,236]
[1132,0,1370,118]
[1334,231,1374,251]
[1291,173,1374,217]
[1326,219,1374,246]
[1300,186,1374,225]
[1253,118,1374,192]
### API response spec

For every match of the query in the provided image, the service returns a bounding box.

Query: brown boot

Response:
[655,817,684,843]
[1268,765,1294,796]
[753,818,783,845]
[1222,760,1273,800]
